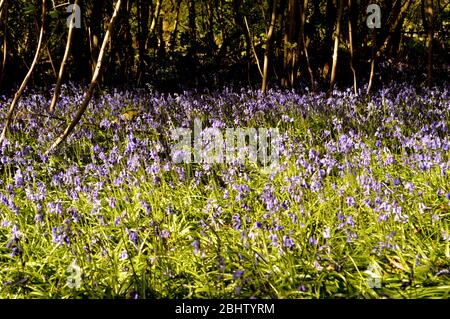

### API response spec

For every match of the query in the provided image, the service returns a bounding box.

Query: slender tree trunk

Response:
[262,0,277,94]
[137,0,149,84]
[282,0,298,88]
[375,0,411,59]
[188,0,197,54]
[157,15,165,60]
[150,0,162,35]
[390,0,403,60]
[348,0,357,95]
[206,0,216,53]
[90,0,104,75]
[367,29,376,95]
[300,0,314,92]
[274,0,286,82]
[329,0,343,92]
[46,0,122,154]
[232,0,253,80]
[46,46,57,79]
[49,0,78,113]
[322,0,336,79]
[426,0,434,86]
[169,0,181,54]
[0,0,7,88]
[119,0,134,82]
[244,16,263,78]
[71,0,90,82]
[147,0,162,53]
[0,0,45,144]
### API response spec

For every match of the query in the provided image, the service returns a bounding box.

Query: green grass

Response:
[0,89,449,299]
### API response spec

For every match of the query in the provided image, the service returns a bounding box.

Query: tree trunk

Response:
[188,0,197,55]
[375,0,411,59]
[0,0,7,88]
[367,29,376,95]
[281,0,298,88]
[232,0,253,80]
[329,0,343,92]
[348,0,357,95]
[206,0,216,53]
[150,0,163,35]
[262,0,277,94]
[147,0,162,53]
[90,0,104,75]
[390,0,404,60]
[157,14,166,60]
[169,0,182,54]
[118,0,134,82]
[425,0,434,86]
[49,0,78,113]
[322,0,336,80]
[244,16,263,78]
[46,0,122,154]
[0,0,45,144]
[71,0,90,82]
[137,0,149,84]
[300,0,314,92]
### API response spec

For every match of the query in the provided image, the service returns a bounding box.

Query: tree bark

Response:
[71,0,90,82]
[244,16,263,78]
[137,0,149,84]
[300,0,314,92]
[150,0,163,35]
[281,0,298,88]
[188,0,197,55]
[49,0,78,113]
[90,0,105,75]
[232,0,253,80]
[206,0,216,53]
[46,0,122,154]
[375,0,411,59]
[329,0,343,92]
[390,0,404,60]
[262,0,277,94]
[322,0,336,79]
[169,0,182,54]
[0,0,7,88]
[367,29,376,95]
[0,0,45,144]
[348,0,357,95]
[425,0,434,86]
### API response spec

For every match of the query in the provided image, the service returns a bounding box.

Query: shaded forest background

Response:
[0,0,449,94]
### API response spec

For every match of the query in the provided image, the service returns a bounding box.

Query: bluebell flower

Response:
[119,250,128,260]
[233,270,244,280]
[192,239,200,254]
[232,214,241,230]
[128,229,139,245]
[323,228,331,239]
[282,235,295,249]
